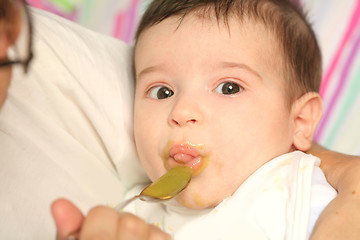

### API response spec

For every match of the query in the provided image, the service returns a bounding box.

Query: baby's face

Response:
[134,13,295,209]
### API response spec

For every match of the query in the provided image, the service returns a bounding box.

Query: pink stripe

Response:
[315,29,360,141]
[124,0,140,43]
[113,0,141,42]
[114,11,125,39]
[27,0,78,20]
[49,6,78,21]
[319,0,360,97]
[26,0,45,9]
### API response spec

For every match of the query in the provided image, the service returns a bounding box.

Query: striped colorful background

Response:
[26,0,360,155]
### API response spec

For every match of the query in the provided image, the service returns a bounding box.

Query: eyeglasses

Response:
[0,0,33,74]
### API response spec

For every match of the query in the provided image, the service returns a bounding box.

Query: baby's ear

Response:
[291,92,322,151]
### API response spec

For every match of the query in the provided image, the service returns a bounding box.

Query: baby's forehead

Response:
[135,11,286,81]
[136,11,284,69]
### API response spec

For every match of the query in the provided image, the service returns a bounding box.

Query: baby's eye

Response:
[148,86,174,99]
[215,82,243,95]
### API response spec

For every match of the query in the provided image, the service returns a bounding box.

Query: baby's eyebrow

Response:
[137,64,165,80]
[218,61,262,80]
[137,62,262,81]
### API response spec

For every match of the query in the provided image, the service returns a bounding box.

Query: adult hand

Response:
[309,143,360,239]
[51,198,172,240]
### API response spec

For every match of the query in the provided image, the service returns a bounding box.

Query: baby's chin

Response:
[175,191,221,210]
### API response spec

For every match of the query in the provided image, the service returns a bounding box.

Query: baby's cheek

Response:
[176,169,226,209]
[176,189,216,209]
[192,191,219,208]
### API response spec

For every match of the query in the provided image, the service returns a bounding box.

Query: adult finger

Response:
[51,198,84,240]
[79,206,120,239]
[147,224,172,240]
[117,212,172,240]
[116,212,149,240]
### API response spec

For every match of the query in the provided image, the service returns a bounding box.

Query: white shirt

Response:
[124,151,337,240]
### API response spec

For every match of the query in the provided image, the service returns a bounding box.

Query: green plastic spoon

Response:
[115,166,192,211]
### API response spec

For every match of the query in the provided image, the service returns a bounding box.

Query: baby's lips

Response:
[173,152,196,163]
[169,143,201,164]
[167,143,206,174]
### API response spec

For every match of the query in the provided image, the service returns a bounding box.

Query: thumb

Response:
[51,198,84,240]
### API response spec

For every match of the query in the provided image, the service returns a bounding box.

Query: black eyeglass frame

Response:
[0,0,33,74]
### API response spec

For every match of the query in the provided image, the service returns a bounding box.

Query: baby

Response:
[2,0,360,239]
[49,0,356,239]
[127,0,336,238]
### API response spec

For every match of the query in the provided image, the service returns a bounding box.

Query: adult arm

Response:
[52,199,172,240]
[309,143,360,239]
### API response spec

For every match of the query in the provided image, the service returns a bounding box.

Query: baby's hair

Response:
[135,0,322,105]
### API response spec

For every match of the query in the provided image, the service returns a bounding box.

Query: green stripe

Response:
[49,0,75,12]
[78,0,94,25]
[324,65,360,147]
[141,0,152,14]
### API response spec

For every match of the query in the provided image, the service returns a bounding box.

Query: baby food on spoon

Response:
[115,166,192,211]
[141,166,193,200]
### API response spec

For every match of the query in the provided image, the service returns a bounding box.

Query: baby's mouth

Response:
[166,143,208,175]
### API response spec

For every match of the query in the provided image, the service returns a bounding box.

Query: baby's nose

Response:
[171,118,198,126]
[168,97,203,127]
